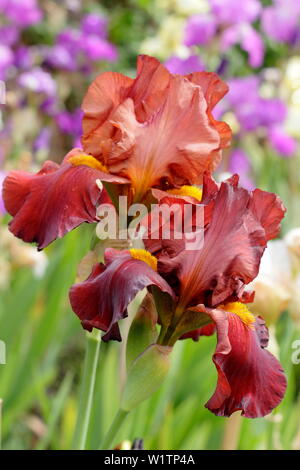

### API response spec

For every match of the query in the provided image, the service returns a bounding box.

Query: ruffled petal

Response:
[108,75,222,197]
[69,248,174,341]
[149,174,285,309]
[81,55,230,197]
[81,55,170,158]
[81,72,134,157]
[205,309,286,418]
[186,71,232,151]
[3,154,110,250]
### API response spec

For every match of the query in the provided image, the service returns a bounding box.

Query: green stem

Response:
[99,409,129,450]
[0,399,2,450]
[72,329,101,450]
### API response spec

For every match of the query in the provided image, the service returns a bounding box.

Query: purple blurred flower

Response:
[260,99,287,127]
[55,108,83,142]
[184,14,216,46]
[18,67,57,96]
[227,77,287,131]
[0,44,14,79]
[221,24,264,67]
[210,0,261,24]
[227,76,260,106]
[0,0,42,28]
[33,127,51,153]
[56,29,82,55]
[14,46,34,69]
[0,171,7,215]
[0,25,19,46]
[240,26,264,68]
[165,55,204,74]
[261,0,300,44]
[228,148,254,190]
[268,126,297,157]
[81,13,107,38]
[45,44,77,71]
[81,35,118,62]
[40,97,58,116]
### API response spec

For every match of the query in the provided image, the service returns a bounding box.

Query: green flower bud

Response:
[121,344,172,411]
[126,294,158,368]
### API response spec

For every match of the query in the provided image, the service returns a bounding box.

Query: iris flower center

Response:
[129,249,158,271]
[220,302,255,328]
[68,154,108,173]
[167,186,203,201]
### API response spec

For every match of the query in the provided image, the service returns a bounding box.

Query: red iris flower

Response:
[69,248,174,341]
[144,173,287,417]
[1,149,117,249]
[81,54,231,201]
[70,174,287,417]
[2,55,230,247]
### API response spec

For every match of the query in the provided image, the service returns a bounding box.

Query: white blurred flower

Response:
[140,16,186,59]
[0,227,48,288]
[248,229,300,326]
[159,0,209,15]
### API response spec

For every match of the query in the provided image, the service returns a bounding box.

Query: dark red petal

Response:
[3,160,110,250]
[149,174,285,309]
[180,323,215,341]
[69,249,174,341]
[206,311,287,418]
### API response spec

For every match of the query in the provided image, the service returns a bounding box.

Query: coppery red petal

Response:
[81,55,230,192]
[69,249,174,341]
[205,310,286,418]
[108,76,222,193]
[3,159,110,250]
[249,188,286,241]
[186,71,232,151]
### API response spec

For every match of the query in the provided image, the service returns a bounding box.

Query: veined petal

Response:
[204,309,286,418]
[151,174,285,309]
[81,55,230,196]
[81,71,134,157]
[69,248,174,341]
[3,152,111,250]
[108,76,222,198]
[186,71,232,150]
[81,55,170,158]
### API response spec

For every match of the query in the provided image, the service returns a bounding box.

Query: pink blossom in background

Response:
[164,55,204,74]
[184,14,216,46]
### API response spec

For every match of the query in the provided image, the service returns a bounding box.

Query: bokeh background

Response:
[1,0,300,450]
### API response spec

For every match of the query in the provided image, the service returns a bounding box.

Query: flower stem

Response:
[99,409,129,450]
[72,329,101,450]
[0,399,2,450]
[221,411,242,450]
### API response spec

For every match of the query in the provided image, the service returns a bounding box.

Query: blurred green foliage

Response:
[0,225,299,450]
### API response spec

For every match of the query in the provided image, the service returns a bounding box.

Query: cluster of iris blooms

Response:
[2,55,287,421]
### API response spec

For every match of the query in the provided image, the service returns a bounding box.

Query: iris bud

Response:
[121,344,172,411]
[126,294,158,368]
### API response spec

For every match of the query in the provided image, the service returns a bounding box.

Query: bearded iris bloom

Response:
[70,174,287,418]
[2,55,287,421]
[2,55,230,248]
[81,54,231,202]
